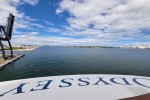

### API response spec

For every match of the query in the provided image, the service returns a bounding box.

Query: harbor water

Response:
[0,46,150,82]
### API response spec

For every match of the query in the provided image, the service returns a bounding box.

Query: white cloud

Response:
[1,0,150,46]
[46,27,62,33]
[12,35,114,46]
[28,32,39,35]
[0,0,42,31]
[44,20,54,26]
[56,0,150,44]
[22,0,39,6]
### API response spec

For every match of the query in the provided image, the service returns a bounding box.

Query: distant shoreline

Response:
[47,46,150,49]
[71,46,118,48]
[12,46,39,51]
[2,45,148,50]
[13,48,37,51]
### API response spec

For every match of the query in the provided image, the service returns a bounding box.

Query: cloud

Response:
[11,32,150,47]
[46,27,62,33]
[12,35,114,46]
[22,0,39,6]
[1,0,150,46]
[56,0,150,44]
[44,20,54,26]
[28,32,39,35]
[0,0,42,31]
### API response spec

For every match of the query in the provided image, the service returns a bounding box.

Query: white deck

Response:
[0,74,149,100]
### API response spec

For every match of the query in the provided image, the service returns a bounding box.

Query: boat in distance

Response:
[0,74,149,100]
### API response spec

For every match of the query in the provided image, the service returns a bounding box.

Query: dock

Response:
[0,54,25,69]
[13,47,39,51]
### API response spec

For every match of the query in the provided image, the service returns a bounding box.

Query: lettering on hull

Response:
[0,76,149,97]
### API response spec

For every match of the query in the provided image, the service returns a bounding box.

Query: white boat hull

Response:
[0,74,149,100]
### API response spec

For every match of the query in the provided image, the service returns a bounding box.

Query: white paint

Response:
[0,74,149,100]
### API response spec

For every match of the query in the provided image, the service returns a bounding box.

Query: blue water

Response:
[0,46,150,82]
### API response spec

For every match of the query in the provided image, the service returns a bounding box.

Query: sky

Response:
[0,0,150,46]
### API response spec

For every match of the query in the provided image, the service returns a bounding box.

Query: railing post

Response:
[8,40,13,57]
[0,40,6,59]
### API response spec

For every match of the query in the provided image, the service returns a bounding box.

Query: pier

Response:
[0,54,24,69]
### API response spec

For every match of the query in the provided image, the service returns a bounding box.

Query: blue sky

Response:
[0,0,150,46]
